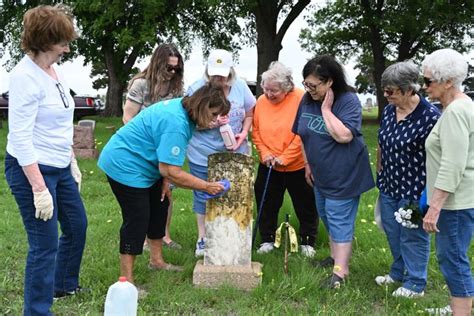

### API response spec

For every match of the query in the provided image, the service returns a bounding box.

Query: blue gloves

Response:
[202,179,231,200]
[419,188,428,214]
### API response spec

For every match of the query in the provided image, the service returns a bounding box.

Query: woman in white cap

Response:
[186,49,256,257]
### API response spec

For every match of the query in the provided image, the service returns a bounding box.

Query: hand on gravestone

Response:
[202,179,231,200]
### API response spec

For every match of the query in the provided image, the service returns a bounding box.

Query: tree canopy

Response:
[0,0,242,116]
[300,0,474,119]
[0,0,310,115]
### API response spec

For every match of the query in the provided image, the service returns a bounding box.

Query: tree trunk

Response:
[252,0,310,97]
[102,46,126,117]
[256,34,281,97]
[103,77,125,117]
[254,2,280,97]
[361,0,388,121]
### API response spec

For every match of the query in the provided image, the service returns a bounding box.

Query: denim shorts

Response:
[189,162,208,215]
[314,187,360,243]
[435,208,474,297]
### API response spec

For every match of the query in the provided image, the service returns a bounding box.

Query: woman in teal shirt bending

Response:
[98,84,229,285]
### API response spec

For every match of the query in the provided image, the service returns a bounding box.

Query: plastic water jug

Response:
[219,123,237,149]
[104,276,138,316]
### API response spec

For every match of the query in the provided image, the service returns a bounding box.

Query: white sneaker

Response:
[425,305,452,315]
[300,245,316,258]
[257,242,274,254]
[375,274,395,286]
[195,238,205,257]
[392,286,424,298]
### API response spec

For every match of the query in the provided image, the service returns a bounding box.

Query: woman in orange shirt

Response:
[252,61,319,257]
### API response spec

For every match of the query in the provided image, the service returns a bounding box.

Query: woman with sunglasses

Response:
[421,49,473,315]
[375,61,440,298]
[4,5,88,315]
[186,49,255,257]
[292,55,374,289]
[123,43,185,253]
[252,61,319,257]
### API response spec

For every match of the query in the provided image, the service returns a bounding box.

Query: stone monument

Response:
[73,120,98,159]
[193,152,262,290]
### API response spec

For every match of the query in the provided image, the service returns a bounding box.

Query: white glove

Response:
[33,188,54,221]
[70,156,82,192]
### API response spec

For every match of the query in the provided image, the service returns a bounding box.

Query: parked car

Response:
[0,90,104,120]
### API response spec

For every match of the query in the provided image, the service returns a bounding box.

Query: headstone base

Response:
[192,260,262,291]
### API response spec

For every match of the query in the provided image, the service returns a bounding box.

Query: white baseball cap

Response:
[207,49,233,77]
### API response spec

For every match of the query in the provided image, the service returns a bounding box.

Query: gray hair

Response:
[381,60,420,94]
[204,65,237,86]
[261,61,294,93]
[421,48,468,90]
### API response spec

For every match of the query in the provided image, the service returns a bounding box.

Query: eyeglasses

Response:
[56,83,69,108]
[302,80,324,91]
[423,77,435,87]
[261,85,282,95]
[166,64,181,72]
[383,88,399,96]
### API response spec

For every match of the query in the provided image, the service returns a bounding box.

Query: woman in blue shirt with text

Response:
[293,55,374,289]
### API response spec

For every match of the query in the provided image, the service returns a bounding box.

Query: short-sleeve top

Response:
[292,92,375,199]
[186,77,256,167]
[126,78,183,110]
[98,98,194,188]
[377,95,440,201]
[426,98,474,210]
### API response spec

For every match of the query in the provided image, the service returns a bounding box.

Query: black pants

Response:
[254,164,319,246]
[107,176,169,255]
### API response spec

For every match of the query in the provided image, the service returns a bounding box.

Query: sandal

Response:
[163,240,182,250]
[148,263,183,272]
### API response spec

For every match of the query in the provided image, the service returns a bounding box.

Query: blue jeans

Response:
[5,153,88,316]
[314,187,359,243]
[379,192,430,293]
[189,162,208,215]
[436,208,474,297]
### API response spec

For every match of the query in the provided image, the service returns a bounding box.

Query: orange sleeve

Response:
[251,96,273,163]
[278,135,304,167]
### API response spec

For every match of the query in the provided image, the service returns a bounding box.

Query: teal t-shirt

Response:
[98,98,195,188]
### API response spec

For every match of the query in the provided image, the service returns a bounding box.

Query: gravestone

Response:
[73,122,98,159]
[193,152,262,290]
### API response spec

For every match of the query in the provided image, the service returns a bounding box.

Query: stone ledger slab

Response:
[193,260,262,291]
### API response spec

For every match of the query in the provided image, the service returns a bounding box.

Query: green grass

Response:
[0,115,471,315]
[362,106,379,120]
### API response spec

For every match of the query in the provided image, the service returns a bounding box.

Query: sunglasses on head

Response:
[423,77,435,87]
[166,64,181,72]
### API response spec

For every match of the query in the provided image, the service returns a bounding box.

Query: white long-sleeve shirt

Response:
[7,55,74,168]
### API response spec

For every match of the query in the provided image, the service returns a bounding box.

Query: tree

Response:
[300,0,474,120]
[236,0,311,96]
[72,0,241,116]
[0,0,241,116]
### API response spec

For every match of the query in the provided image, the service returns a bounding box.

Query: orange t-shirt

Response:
[252,88,305,172]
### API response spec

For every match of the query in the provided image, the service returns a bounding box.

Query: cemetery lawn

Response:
[0,116,471,315]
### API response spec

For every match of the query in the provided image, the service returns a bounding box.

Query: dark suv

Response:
[0,90,104,120]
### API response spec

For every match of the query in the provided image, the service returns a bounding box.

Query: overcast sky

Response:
[1,9,362,97]
[2,8,471,102]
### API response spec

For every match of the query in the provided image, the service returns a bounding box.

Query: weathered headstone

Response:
[193,152,262,290]
[73,124,98,159]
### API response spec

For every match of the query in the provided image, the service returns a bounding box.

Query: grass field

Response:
[0,115,471,315]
